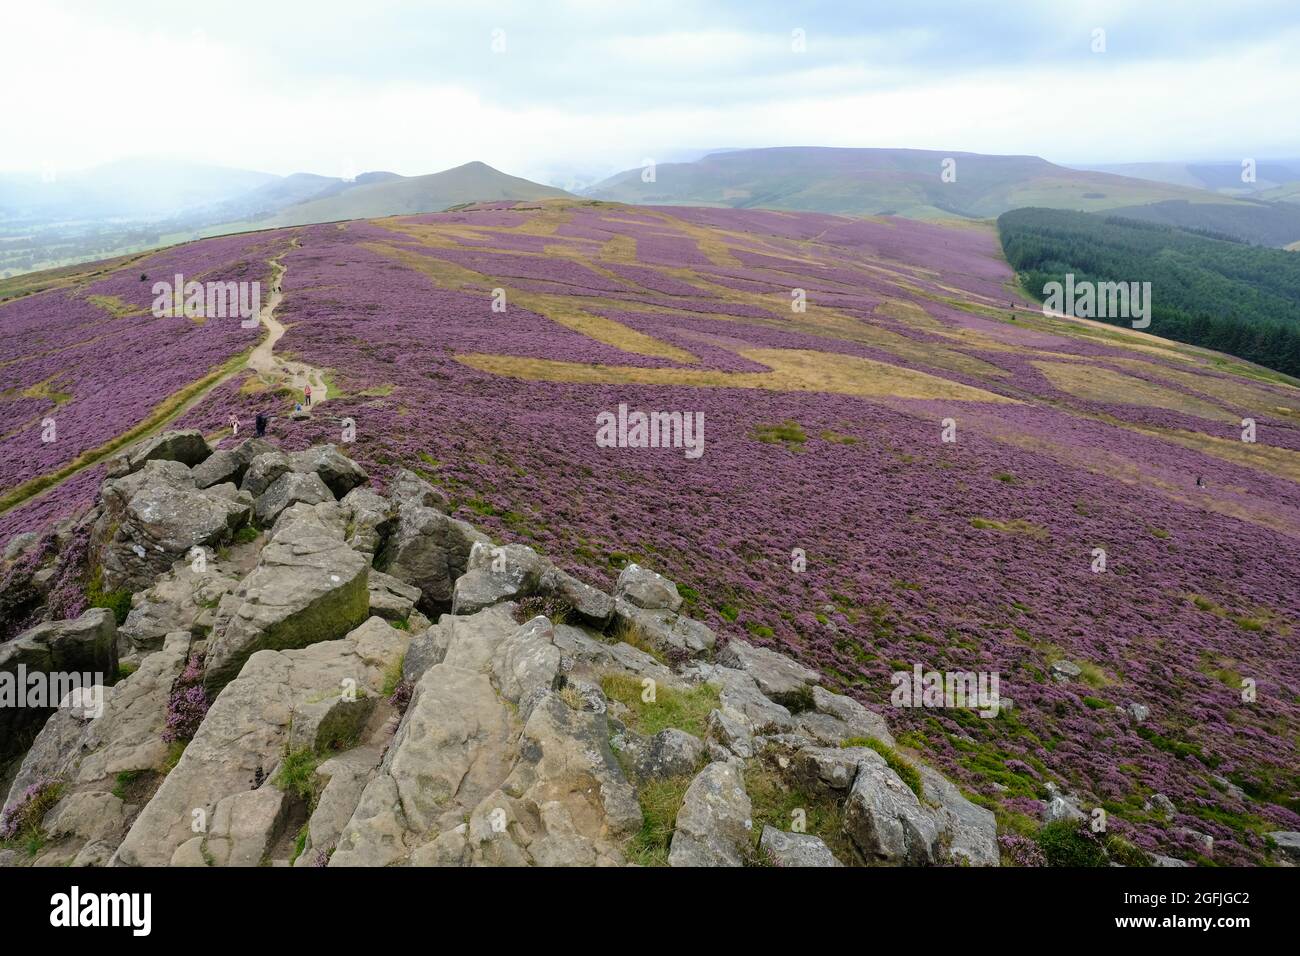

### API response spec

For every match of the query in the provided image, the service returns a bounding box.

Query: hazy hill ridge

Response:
[584,146,1250,220]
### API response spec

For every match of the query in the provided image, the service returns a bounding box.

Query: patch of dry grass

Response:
[457,347,1020,403]
[1033,361,1237,422]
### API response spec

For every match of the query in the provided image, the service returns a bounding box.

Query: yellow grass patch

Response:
[656,269,1009,379]
[365,241,686,361]
[641,212,743,267]
[1032,361,1237,421]
[1104,357,1299,413]
[599,235,638,263]
[19,374,73,404]
[84,294,146,319]
[874,298,946,330]
[457,347,1018,403]
[508,291,696,363]
[360,242,489,290]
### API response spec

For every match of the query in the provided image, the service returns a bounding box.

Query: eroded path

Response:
[247,245,329,406]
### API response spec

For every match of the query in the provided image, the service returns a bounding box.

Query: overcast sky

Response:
[6,0,1299,184]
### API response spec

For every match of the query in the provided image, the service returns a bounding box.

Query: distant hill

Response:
[582,146,1236,220]
[253,162,572,227]
[1081,159,1300,197]
[0,160,573,278]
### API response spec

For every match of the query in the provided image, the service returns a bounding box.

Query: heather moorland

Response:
[1,199,1297,864]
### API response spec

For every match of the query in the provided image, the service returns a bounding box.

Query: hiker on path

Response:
[304,383,312,406]
[255,411,268,438]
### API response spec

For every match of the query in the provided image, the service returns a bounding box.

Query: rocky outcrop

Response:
[192,438,275,490]
[614,563,682,612]
[1269,831,1300,864]
[290,445,368,499]
[451,541,548,615]
[759,826,843,867]
[253,471,335,525]
[119,561,242,654]
[2,440,1011,871]
[0,608,118,763]
[377,504,488,612]
[668,760,753,867]
[340,487,395,556]
[95,460,251,592]
[114,617,407,867]
[2,631,190,865]
[203,504,370,693]
[105,430,212,479]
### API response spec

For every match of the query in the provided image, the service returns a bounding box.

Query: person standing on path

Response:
[304,383,312,406]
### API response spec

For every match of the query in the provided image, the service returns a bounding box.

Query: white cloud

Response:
[3,2,1297,182]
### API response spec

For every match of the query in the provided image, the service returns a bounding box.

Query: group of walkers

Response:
[229,384,312,439]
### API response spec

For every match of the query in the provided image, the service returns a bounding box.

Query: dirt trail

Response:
[248,247,329,406]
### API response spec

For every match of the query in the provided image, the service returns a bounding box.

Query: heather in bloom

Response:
[0,780,63,842]
[3,200,1297,863]
[162,653,209,743]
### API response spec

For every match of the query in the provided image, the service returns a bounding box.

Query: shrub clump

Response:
[998,832,1047,867]
[513,594,573,626]
[162,652,209,743]
[0,781,64,843]
[1035,819,1109,867]
[388,679,414,712]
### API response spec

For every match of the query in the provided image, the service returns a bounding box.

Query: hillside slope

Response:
[583,147,1240,219]
[2,200,1298,864]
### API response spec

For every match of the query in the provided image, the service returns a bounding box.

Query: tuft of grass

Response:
[753,420,807,448]
[381,655,405,698]
[117,662,139,680]
[626,775,692,866]
[231,525,260,545]
[820,429,858,445]
[290,824,310,866]
[600,673,719,737]
[274,748,321,808]
[86,569,132,625]
[161,740,188,774]
[608,616,666,663]
[970,517,1049,539]
[745,760,856,865]
[1104,834,1152,867]
[112,770,145,800]
[845,737,924,800]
